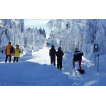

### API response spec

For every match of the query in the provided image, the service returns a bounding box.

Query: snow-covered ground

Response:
[0,45,106,86]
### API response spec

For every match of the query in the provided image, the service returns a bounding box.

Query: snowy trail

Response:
[0,45,72,86]
[0,45,106,86]
[63,52,102,85]
[27,46,51,65]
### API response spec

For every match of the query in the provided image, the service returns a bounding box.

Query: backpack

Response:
[78,69,85,74]
[10,46,14,53]
[73,51,83,60]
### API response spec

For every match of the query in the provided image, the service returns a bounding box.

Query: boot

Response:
[72,67,75,69]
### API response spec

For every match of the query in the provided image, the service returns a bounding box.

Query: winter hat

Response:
[58,47,61,51]
[75,48,78,51]
[16,45,19,47]
[52,45,54,48]
[9,42,11,44]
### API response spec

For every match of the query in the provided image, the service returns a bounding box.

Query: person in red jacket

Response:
[72,48,83,70]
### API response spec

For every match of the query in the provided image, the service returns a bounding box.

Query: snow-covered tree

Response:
[0,19,24,51]
[0,19,47,55]
[24,27,47,55]
[47,19,106,55]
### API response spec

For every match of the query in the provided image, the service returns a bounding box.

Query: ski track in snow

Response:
[0,45,106,86]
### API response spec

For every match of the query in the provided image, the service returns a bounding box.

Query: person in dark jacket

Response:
[56,47,64,70]
[49,45,56,66]
[72,48,83,70]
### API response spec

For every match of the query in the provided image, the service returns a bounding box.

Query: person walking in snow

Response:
[2,50,3,53]
[72,48,83,70]
[56,47,64,71]
[5,42,13,63]
[13,45,22,62]
[49,45,56,66]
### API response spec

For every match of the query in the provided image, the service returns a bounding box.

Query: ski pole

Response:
[0,53,2,62]
[95,52,96,65]
[0,54,1,63]
[97,54,99,72]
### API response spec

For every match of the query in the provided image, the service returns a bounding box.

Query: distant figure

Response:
[72,48,83,70]
[49,45,56,66]
[2,50,3,53]
[66,22,69,30]
[5,42,12,63]
[13,45,22,62]
[56,47,64,71]
[86,49,87,52]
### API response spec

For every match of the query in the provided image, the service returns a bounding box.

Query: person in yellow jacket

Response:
[5,42,12,63]
[13,45,22,62]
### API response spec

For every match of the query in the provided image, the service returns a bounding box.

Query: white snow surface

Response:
[0,45,106,86]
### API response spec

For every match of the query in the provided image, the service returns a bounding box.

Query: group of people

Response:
[49,45,83,71]
[4,42,83,71]
[5,42,22,63]
[49,45,64,70]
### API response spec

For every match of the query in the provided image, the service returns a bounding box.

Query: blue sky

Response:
[24,19,51,37]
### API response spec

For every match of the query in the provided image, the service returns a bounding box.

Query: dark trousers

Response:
[5,55,11,63]
[51,56,55,66]
[13,57,19,62]
[57,59,62,69]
